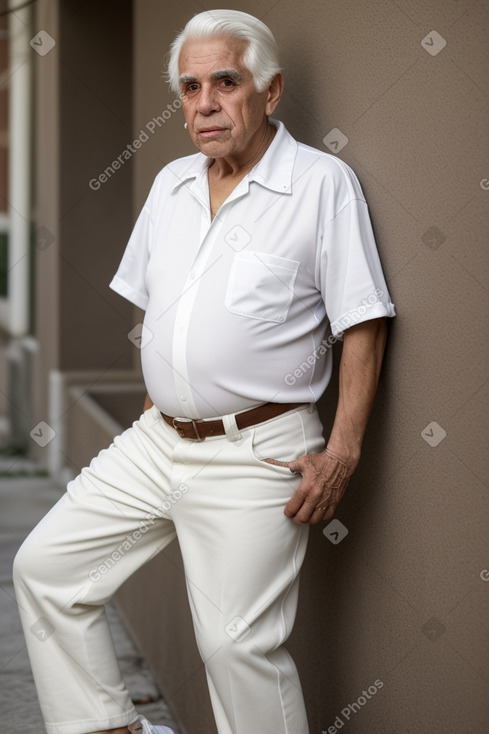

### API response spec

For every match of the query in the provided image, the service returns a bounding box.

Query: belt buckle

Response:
[172,417,204,441]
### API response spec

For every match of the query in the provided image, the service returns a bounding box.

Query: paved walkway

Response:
[0,458,182,733]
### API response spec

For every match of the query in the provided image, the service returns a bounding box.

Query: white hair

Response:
[166,9,282,95]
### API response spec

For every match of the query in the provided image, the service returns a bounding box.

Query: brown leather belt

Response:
[161,402,304,440]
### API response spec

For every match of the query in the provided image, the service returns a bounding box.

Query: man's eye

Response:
[219,79,235,88]
[185,83,199,93]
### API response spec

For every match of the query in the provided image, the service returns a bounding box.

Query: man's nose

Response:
[197,85,220,115]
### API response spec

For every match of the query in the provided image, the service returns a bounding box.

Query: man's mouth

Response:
[198,127,227,138]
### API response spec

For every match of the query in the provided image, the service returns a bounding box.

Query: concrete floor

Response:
[0,458,181,733]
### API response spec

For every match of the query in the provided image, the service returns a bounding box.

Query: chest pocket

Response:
[225,250,300,323]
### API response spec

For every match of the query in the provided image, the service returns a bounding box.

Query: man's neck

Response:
[208,121,276,182]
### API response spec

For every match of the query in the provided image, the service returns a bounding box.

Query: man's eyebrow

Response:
[178,74,198,85]
[178,69,243,85]
[211,69,242,82]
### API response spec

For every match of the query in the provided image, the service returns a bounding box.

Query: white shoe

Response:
[139,717,176,734]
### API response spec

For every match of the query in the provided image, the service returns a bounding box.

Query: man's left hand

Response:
[265,449,352,525]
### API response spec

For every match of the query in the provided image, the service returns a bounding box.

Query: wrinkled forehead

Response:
[178,36,250,80]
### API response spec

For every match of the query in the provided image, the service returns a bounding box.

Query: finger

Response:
[285,473,330,520]
[262,459,306,518]
[286,456,304,473]
[283,467,324,513]
[287,491,322,524]
[284,486,307,518]
[263,457,294,470]
[307,506,328,525]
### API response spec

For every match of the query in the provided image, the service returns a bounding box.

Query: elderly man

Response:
[13,9,395,734]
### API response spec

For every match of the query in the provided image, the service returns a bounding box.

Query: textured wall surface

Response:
[118,2,489,733]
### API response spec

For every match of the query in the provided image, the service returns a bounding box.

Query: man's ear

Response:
[265,73,284,116]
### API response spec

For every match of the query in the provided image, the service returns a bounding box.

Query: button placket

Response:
[171,213,224,418]
[170,169,252,418]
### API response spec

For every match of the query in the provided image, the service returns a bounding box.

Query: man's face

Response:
[178,36,274,163]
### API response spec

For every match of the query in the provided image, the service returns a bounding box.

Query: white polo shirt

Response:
[110,118,395,419]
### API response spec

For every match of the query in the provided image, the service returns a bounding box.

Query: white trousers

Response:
[13,403,325,734]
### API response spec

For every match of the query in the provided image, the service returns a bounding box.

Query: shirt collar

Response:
[168,118,297,195]
[247,118,297,193]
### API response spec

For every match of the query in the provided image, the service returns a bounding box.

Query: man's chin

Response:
[195,140,233,158]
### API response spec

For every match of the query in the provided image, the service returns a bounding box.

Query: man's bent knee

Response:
[12,531,47,589]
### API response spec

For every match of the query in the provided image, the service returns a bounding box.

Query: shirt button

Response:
[180,395,187,401]
[189,272,196,280]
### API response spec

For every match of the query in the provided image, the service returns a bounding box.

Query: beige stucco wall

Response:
[115,2,489,733]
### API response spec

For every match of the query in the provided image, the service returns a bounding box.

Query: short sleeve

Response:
[109,203,153,311]
[319,193,396,337]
